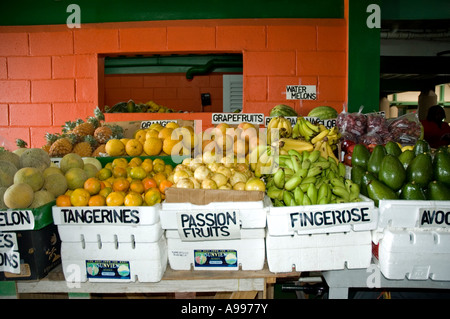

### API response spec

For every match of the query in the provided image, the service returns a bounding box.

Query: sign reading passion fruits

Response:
[177,210,241,241]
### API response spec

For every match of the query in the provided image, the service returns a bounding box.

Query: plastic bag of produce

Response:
[366,113,390,143]
[336,106,367,142]
[387,112,423,145]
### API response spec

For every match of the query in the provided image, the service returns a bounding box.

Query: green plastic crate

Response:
[96,155,187,168]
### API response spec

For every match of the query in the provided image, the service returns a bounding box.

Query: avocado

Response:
[433,150,450,187]
[351,165,366,188]
[427,180,450,200]
[406,152,433,188]
[351,144,371,170]
[385,141,402,157]
[378,154,406,191]
[367,144,386,176]
[413,139,431,156]
[360,171,377,197]
[398,149,415,170]
[366,178,398,206]
[400,181,426,200]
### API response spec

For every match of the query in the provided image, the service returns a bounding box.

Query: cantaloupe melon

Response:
[0,160,17,187]
[19,148,51,171]
[60,153,84,173]
[0,187,7,209]
[43,173,67,197]
[4,183,34,209]
[43,166,64,178]
[0,149,20,169]
[65,167,88,190]
[83,163,98,178]
[14,167,44,191]
[29,190,55,208]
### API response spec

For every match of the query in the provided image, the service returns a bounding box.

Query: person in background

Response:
[420,104,450,149]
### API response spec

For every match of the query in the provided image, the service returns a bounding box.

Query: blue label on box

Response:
[194,250,238,268]
[86,260,130,279]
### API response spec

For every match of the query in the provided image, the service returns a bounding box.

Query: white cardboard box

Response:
[375,228,450,281]
[266,230,372,273]
[165,229,265,271]
[267,195,378,236]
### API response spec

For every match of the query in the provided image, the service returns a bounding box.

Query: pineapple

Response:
[94,125,113,144]
[42,133,58,153]
[72,119,95,141]
[72,135,97,157]
[92,143,106,157]
[48,134,75,157]
[62,120,76,134]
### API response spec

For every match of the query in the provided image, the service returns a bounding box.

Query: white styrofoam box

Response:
[160,197,269,230]
[267,195,378,236]
[377,199,450,231]
[266,230,372,273]
[165,229,265,271]
[376,228,450,281]
[61,235,167,283]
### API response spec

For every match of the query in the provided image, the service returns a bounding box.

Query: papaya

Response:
[406,152,433,188]
[433,150,450,187]
[427,180,450,200]
[385,141,402,157]
[400,182,426,200]
[378,154,406,191]
[366,178,398,206]
[413,139,431,156]
[367,144,386,176]
[351,144,371,170]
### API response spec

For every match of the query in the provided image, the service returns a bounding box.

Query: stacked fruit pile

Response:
[104,99,178,113]
[350,139,450,205]
[42,107,124,158]
[0,148,65,209]
[55,154,173,207]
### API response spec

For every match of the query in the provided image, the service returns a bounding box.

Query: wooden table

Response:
[11,264,300,299]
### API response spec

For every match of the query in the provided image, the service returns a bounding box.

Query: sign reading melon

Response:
[286,85,316,100]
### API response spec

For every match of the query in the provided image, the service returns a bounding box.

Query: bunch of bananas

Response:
[248,145,278,178]
[267,116,293,143]
[265,149,361,207]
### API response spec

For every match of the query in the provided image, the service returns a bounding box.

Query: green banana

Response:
[284,175,303,191]
[332,186,350,201]
[291,156,301,173]
[317,182,329,201]
[283,158,294,171]
[267,186,284,200]
[302,150,310,162]
[338,162,346,178]
[311,161,330,170]
[307,183,318,205]
[308,150,320,163]
[283,191,296,206]
[273,168,285,189]
[318,197,329,205]
[302,159,311,170]
[287,149,303,160]
[300,183,312,192]
[300,176,317,185]
[302,193,312,205]
[306,166,322,178]
[330,177,346,189]
[293,186,304,205]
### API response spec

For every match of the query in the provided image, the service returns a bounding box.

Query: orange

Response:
[130,166,147,180]
[105,139,125,157]
[112,177,130,192]
[129,180,145,194]
[56,194,71,207]
[134,129,147,144]
[70,188,91,206]
[125,139,143,157]
[164,164,173,176]
[143,137,162,156]
[163,138,182,156]
[124,192,143,206]
[159,180,173,194]
[141,159,153,173]
[153,158,165,167]
[88,194,106,206]
[106,191,125,206]
[102,180,112,188]
[144,187,162,206]
[96,168,112,181]
[128,157,143,167]
[84,177,102,195]
[145,129,159,140]
[64,189,73,197]
[157,127,174,140]
[99,186,113,198]
[152,172,167,186]
[142,177,158,191]
[112,166,127,178]
[153,162,165,173]
[112,157,128,168]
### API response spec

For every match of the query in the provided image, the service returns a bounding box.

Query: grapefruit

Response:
[65,167,88,190]
[43,173,68,197]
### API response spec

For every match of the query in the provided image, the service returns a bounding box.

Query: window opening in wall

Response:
[102,54,243,113]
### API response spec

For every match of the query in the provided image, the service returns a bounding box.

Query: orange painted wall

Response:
[0,18,347,149]
[104,73,225,113]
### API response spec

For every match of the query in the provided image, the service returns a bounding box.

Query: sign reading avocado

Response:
[286,85,316,100]
[177,210,241,241]
[419,209,450,227]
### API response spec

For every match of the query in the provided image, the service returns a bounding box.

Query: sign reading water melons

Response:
[55,207,142,225]
[0,210,35,231]
[286,85,316,100]
[0,232,20,274]
[289,206,373,231]
[176,210,241,241]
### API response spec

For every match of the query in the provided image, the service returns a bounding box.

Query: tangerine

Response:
[144,187,162,206]
[88,194,106,206]
[70,188,91,206]
[112,177,130,192]
[142,177,158,191]
[130,166,147,180]
[56,194,71,207]
[106,191,125,206]
[96,168,112,181]
[112,166,127,178]
[112,157,128,168]
[124,192,143,206]
[84,177,102,195]
[152,172,167,186]
[141,159,153,173]
[159,179,173,194]
[99,186,113,198]
[129,180,145,194]
[128,157,143,167]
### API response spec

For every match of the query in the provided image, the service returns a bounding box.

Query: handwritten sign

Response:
[140,120,177,129]
[420,209,450,227]
[56,207,140,225]
[0,210,35,231]
[212,113,264,125]
[264,116,336,129]
[176,211,241,241]
[0,232,20,274]
[286,85,316,100]
[289,206,373,231]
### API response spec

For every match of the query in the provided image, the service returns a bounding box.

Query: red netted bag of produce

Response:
[387,112,423,145]
[336,107,367,143]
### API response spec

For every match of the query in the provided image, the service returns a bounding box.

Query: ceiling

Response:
[380,18,450,95]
